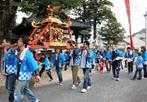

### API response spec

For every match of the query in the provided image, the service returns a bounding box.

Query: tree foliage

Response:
[73,0,113,39]
[98,17,125,45]
[13,0,84,16]
[0,0,84,37]
[0,0,21,37]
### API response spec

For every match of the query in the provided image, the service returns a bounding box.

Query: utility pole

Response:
[144,11,147,49]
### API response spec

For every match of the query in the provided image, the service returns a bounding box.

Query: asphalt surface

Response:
[0,69,147,102]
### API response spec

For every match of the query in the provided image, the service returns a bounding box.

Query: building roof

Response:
[12,15,90,36]
[124,36,145,48]
[69,19,90,30]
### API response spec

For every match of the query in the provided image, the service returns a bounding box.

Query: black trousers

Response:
[128,61,133,73]
[105,60,112,72]
[112,61,121,78]
[143,65,147,78]
[39,65,53,80]
[133,69,142,79]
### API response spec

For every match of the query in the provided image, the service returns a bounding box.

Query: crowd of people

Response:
[1,37,147,102]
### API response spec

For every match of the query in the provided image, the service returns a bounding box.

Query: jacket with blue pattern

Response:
[142,51,147,61]
[5,48,18,75]
[135,56,144,69]
[80,49,93,69]
[125,50,135,58]
[54,52,66,68]
[42,57,51,70]
[91,49,97,61]
[106,50,112,61]
[18,48,39,81]
[73,48,81,65]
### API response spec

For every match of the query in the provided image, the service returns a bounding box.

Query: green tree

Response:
[17,0,84,16]
[74,0,113,39]
[0,0,83,38]
[0,0,21,38]
[98,17,125,46]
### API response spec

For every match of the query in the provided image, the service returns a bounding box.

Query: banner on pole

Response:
[124,0,134,49]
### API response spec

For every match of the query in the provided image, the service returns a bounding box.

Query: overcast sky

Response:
[110,0,147,35]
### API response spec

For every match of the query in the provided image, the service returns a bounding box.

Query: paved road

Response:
[0,69,147,102]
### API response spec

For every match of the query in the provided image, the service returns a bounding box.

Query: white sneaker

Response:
[87,86,92,90]
[81,88,87,93]
[59,82,63,86]
[35,99,40,102]
[142,77,147,80]
[72,85,77,89]
[56,82,63,86]
[77,82,81,86]
[56,81,60,85]
[113,77,116,80]
[115,78,120,81]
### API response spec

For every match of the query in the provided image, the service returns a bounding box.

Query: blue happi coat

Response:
[52,52,66,68]
[42,57,51,70]
[5,48,18,75]
[64,50,71,62]
[135,56,144,69]
[106,50,112,61]
[117,49,124,57]
[73,48,81,65]
[125,50,135,58]
[142,51,147,61]
[18,47,39,81]
[80,49,93,69]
